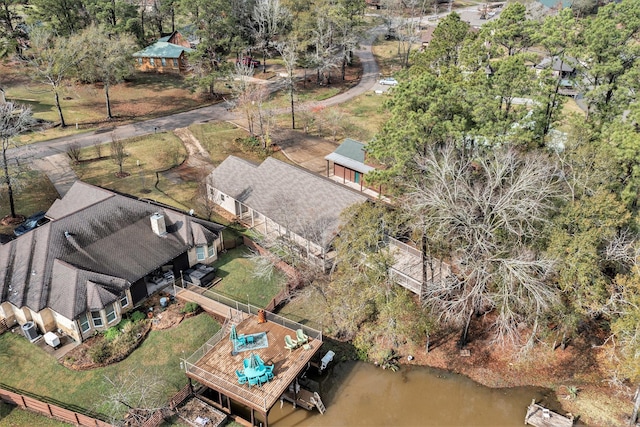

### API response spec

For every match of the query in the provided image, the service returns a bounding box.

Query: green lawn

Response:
[212,247,288,308]
[70,132,198,210]
[0,314,219,419]
[0,402,71,427]
[187,122,263,166]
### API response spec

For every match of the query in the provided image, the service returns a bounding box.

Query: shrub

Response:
[104,326,120,342]
[182,302,199,313]
[89,341,112,364]
[130,311,146,323]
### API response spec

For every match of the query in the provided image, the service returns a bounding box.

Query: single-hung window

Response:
[106,303,117,324]
[79,313,90,333]
[150,58,155,66]
[120,293,129,308]
[173,58,178,67]
[137,58,142,65]
[208,244,215,258]
[91,310,103,327]
[161,58,167,66]
[196,245,206,261]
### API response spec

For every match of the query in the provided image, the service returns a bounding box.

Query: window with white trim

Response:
[91,310,103,328]
[137,58,142,64]
[150,58,155,66]
[79,313,90,333]
[196,245,206,261]
[106,303,117,324]
[207,244,215,258]
[220,193,225,201]
[173,58,178,67]
[120,293,129,308]
[161,58,167,66]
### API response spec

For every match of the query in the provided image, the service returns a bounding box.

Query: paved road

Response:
[9,25,386,165]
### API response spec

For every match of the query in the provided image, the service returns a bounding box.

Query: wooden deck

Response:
[185,314,322,414]
[525,400,574,427]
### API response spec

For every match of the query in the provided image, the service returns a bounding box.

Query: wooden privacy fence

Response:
[0,383,111,427]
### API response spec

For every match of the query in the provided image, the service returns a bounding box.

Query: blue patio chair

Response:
[296,329,308,345]
[263,364,274,374]
[266,370,274,380]
[248,376,260,388]
[258,373,270,385]
[235,369,247,385]
[236,334,247,346]
[255,354,266,367]
[243,359,251,369]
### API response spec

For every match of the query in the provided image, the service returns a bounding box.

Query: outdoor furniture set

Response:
[284,329,309,353]
[235,353,274,387]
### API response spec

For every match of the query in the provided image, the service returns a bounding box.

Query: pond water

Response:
[268,361,555,427]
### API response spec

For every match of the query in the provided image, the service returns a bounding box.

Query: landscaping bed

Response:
[62,297,195,371]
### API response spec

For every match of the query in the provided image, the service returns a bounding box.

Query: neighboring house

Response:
[420,26,435,49]
[207,156,367,269]
[325,138,381,194]
[0,181,224,343]
[534,56,578,87]
[133,31,194,73]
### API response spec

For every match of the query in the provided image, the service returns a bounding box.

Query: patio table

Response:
[244,366,266,380]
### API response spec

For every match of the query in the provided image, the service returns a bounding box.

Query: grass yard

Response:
[1,60,218,144]
[0,402,71,426]
[0,169,59,235]
[187,122,263,166]
[0,314,219,419]
[371,38,419,77]
[70,132,192,205]
[212,247,287,308]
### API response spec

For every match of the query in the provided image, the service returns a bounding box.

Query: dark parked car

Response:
[14,211,48,236]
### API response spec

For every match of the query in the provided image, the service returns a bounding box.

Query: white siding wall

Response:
[208,186,237,215]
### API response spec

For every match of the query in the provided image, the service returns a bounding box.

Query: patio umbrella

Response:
[230,325,238,342]
[248,352,260,369]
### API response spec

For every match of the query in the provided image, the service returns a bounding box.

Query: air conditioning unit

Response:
[22,321,40,342]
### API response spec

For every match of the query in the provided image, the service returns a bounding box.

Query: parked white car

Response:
[379,77,398,86]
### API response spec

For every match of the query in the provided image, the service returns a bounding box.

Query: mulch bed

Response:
[62,298,188,371]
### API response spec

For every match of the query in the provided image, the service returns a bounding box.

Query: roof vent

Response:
[150,213,167,236]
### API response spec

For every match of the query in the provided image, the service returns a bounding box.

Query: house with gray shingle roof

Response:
[133,31,193,73]
[207,156,367,270]
[0,181,224,343]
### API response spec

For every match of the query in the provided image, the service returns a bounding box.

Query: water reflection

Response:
[269,361,552,427]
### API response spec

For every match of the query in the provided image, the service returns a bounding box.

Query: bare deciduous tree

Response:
[275,38,298,129]
[251,0,290,73]
[66,141,81,164]
[102,367,169,425]
[408,143,561,347]
[0,102,33,218]
[110,134,127,176]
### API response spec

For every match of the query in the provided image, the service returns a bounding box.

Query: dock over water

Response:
[525,400,574,427]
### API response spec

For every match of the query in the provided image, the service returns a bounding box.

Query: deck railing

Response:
[175,285,322,342]
[183,362,273,412]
